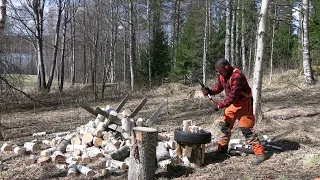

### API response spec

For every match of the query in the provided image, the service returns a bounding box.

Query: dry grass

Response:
[0,70,320,180]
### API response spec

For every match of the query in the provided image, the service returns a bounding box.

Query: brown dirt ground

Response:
[0,70,319,180]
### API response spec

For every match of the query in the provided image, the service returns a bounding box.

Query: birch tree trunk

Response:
[71,0,76,85]
[225,0,231,61]
[301,0,315,84]
[0,0,6,141]
[147,0,151,88]
[172,0,181,67]
[82,0,87,84]
[202,0,208,84]
[59,4,69,92]
[241,0,246,73]
[235,0,240,68]
[230,0,235,65]
[34,0,46,91]
[129,0,136,91]
[268,1,276,86]
[47,0,63,92]
[252,0,269,120]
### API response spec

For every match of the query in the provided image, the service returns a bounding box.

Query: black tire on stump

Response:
[174,128,211,145]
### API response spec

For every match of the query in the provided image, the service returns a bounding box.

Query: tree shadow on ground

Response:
[156,165,195,179]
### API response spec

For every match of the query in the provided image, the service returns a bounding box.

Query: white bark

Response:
[241,0,246,73]
[268,1,277,86]
[147,0,151,88]
[202,0,208,84]
[225,0,231,61]
[301,0,315,84]
[235,0,240,67]
[129,0,135,91]
[230,0,235,65]
[252,0,269,120]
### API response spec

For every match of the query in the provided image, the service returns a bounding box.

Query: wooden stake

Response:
[201,144,205,165]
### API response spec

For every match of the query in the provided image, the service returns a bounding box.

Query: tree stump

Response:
[128,127,158,180]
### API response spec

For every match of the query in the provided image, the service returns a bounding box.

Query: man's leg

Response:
[238,99,265,165]
[217,105,237,153]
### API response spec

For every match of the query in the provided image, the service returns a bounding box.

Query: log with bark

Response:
[128,127,158,180]
[67,164,78,177]
[40,147,57,157]
[1,143,13,152]
[106,159,128,170]
[13,146,25,155]
[51,151,66,164]
[156,142,170,162]
[110,145,130,161]
[76,164,95,177]
[24,142,40,152]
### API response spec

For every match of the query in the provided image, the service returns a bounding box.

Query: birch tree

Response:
[252,0,269,120]
[47,0,63,92]
[129,0,136,91]
[202,0,208,84]
[230,0,235,65]
[225,0,231,61]
[301,0,315,84]
[241,0,246,73]
[268,1,277,85]
[235,0,240,67]
[0,0,6,141]
[172,0,181,67]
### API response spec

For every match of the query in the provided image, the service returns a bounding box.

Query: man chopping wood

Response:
[202,58,265,165]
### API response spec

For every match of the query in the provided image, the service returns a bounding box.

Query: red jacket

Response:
[210,67,252,109]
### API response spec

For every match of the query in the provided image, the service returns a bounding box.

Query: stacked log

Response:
[0,97,170,178]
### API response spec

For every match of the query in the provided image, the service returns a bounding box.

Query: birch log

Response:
[156,142,170,162]
[107,159,128,170]
[13,146,25,155]
[110,145,130,161]
[1,143,13,152]
[76,165,95,177]
[182,120,192,131]
[128,127,158,180]
[67,164,78,177]
[24,142,40,152]
[40,147,57,157]
[52,151,66,163]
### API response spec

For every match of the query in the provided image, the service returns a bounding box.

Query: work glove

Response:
[202,87,212,96]
[212,102,219,111]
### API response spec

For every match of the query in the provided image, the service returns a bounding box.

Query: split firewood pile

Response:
[0,95,175,178]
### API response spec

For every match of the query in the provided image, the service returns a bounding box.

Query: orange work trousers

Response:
[217,98,264,155]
